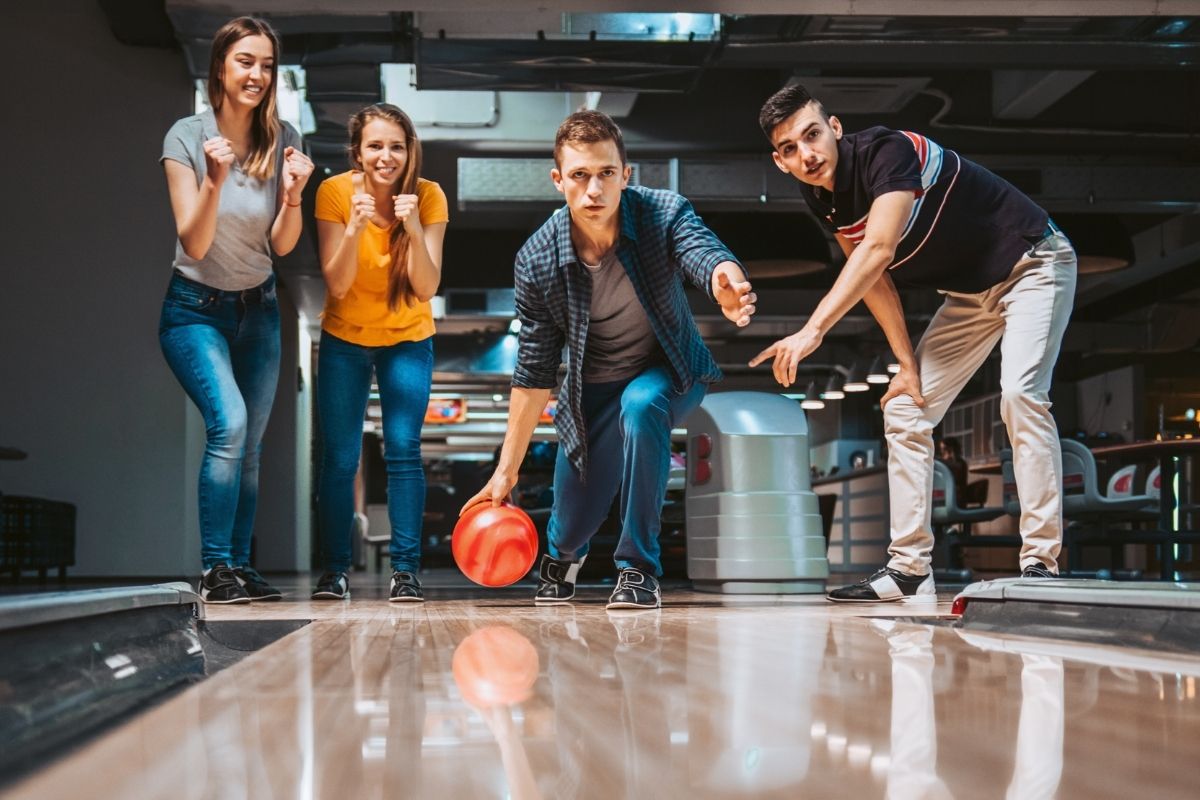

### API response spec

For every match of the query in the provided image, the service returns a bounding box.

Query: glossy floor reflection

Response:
[7,574,1199,799]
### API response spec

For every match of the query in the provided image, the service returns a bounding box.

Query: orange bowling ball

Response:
[452,625,540,708]
[452,502,539,587]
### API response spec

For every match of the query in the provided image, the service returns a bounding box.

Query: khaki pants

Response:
[884,233,1077,574]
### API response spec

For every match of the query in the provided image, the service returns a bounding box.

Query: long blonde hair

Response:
[207,17,281,181]
[348,104,424,310]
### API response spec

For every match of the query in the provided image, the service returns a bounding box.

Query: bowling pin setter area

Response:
[5,572,1199,800]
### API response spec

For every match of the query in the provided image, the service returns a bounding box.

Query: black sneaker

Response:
[389,571,424,603]
[827,567,936,603]
[311,572,350,600]
[199,564,251,605]
[233,566,282,601]
[534,554,586,604]
[1021,563,1058,579]
[606,567,661,610]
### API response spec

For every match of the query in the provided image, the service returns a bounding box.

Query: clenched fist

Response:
[281,146,314,204]
[202,136,235,184]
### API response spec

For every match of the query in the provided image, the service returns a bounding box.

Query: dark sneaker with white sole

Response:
[1021,563,1058,578]
[233,566,282,601]
[389,571,424,602]
[311,572,350,600]
[827,567,936,603]
[534,554,586,604]
[606,567,661,610]
[199,564,251,605]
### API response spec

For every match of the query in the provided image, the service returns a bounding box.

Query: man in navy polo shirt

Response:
[751,84,1077,602]
[461,110,755,609]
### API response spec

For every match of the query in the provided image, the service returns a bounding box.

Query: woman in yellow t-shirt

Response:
[312,103,448,602]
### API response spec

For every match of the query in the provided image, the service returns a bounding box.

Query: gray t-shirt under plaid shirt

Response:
[582,250,659,383]
[161,109,302,291]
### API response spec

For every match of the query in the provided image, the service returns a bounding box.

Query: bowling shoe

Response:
[389,570,424,602]
[606,567,661,610]
[200,564,251,604]
[234,566,282,601]
[534,554,586,604]
[312,571,350,600]
[827,567,936,603]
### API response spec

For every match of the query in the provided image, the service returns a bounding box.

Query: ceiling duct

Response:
[458,159,650,205]
[416,12,720,42]
[414,39,720,93]
[787,75,931,114]
[413,12,722,92]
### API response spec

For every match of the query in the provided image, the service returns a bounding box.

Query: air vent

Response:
[823,17,890,35]
[788,76,930,114]
[458,159,644,203]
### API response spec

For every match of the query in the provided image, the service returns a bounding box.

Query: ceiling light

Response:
[866,356,891,384]
[843,361,869,392]
[821,373,845,400]
[801,380,825,410]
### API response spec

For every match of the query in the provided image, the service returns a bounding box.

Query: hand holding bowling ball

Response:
[452,502,539,587]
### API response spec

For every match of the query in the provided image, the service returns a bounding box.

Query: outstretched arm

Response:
[669,199,756,327]
[749,190,915,387]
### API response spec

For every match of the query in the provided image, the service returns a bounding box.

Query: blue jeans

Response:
[317,332,433,574]
[159,272,281,570]
[547,365,706,576]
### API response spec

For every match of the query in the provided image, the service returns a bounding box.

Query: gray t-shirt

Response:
[161,110,302,290]
[582,251,660,383]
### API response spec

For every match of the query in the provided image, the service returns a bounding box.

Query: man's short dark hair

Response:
[554,110,627,167]
[758,84,829,146]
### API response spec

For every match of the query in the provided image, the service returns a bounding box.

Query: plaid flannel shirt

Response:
[512,185,740,478]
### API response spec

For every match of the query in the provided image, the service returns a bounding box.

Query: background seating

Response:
[931,460,1012,580]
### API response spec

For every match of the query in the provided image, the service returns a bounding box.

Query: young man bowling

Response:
[461,110,754,609]
[752,84,1077,602]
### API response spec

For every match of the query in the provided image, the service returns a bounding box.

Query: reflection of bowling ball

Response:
[452,503,539,587]
[452,626,540,708]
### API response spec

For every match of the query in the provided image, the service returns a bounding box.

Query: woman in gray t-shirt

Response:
[158,16,314,604]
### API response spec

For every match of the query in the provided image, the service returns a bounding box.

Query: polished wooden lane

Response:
[6,574,1199,799]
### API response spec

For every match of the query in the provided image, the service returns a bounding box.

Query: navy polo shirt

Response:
[800,126,1049,294]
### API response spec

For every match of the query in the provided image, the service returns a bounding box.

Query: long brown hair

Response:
[207,17,281,181]
[348,104,424,310]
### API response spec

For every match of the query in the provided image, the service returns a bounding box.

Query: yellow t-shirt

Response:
[315,172,449,346]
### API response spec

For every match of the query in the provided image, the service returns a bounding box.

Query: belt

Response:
[172,270,275,302]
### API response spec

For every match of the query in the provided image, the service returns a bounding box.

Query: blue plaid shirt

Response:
[512,185,740,478]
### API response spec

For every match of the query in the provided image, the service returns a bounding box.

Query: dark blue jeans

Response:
[547,365,706,576]
[318,332,433,574]
[159,272,281,570]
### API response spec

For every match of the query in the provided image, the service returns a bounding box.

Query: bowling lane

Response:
[7,579,1199,799]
